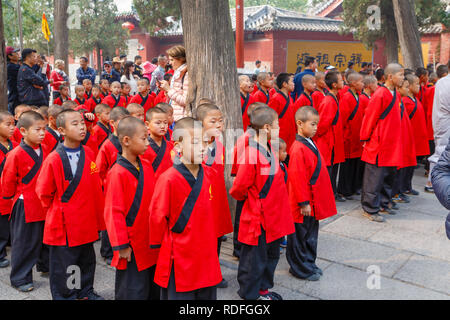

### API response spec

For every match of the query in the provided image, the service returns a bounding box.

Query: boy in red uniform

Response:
[121,83,132,106]
[93,104,112,149]
[337,72,365,199]
[85,85,103,113]
[36,109,105,300]
[314,71,345,201]
[142,107,173,180]
[104,116,160,300]
[253,72,273,104]
[0,112,17,269]
[230,107,295,300]
[127,103,145,122]
[2,111,48,292]
[360,63,404,222]
[102,82,127,108]
[239,75,256,130]
[287,106,337,281]
[156,103,174,141]
[130,78,155,114]
[293,74,316,113]
[149,117,222,300]
[311,72,328,109]
[11,105,31,144]
[53,85,71,106]
[42,104,64,154]
[196,103,233,289]
[268,73,296,150]
[83,79,93,100]
[74,85,87,107]
[99,79,110,99]
[96,107,130,264]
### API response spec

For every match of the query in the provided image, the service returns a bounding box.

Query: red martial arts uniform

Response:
[130,93,155,114]
[42,126,63,155]
[268,90,296,150]
[53,96,71,106]
[74,97,86,107]
[81,129,99,157]
[253,88,271,105]
[231,130,252,177]
[100,90,109,100]
[154,91,167,106]
[102,94,127,109]
[240,92,255,131]
[360,86,403,167]
[149,163,222,292]
[84,91,93,101]
[293,91,314,114]
[399,101,417,169]
[142,137,174,181]
[11,127,22,145]
[229,140,295,246]
[0,140,17,215]
[92,122,112,150]
[340,90,365,159]
[402,96,430,156]
[123,95,131,107]
[96,134,122,186]
[85,97,102,113]
[104,156,158,271]
[36,144,105,247]
[311,90,326,110]
[423,85,435,141]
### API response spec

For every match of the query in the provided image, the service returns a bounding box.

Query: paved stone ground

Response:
[1,166,449,300]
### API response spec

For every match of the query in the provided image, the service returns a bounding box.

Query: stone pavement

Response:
[0,166,449,300]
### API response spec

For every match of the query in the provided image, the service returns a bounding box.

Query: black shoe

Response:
[84,291,104,300]
[380,207,396,215]
[105,257,112,265]
[424,186,434,193]
[405,189,419,196]
[344,195,354,201]
[314,267,323,275]
[267,291,283,300]
[389,202,399,210]
[0,258,10,268]
[335,194,346,202]
[16,283,34,292]
[355,190,361,195]
[217,279,228,289]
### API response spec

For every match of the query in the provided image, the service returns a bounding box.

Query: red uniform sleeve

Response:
[96,146,109,185]
[229,156,256,201]
[35,156,57,210]
[104,169,130,249]
[288,147,312,205]
[360,91,384,142]
[1,152,19,200]
[149,175,171,248]
[316,97,335,138]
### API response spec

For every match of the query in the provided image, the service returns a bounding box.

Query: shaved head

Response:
[239,75,250,83]
[295,106,318,123]
[347,72,363,84]
[385,63,403,76]
[117,116,146,141]
[315,72,325,81]
[363,75,377,86]
[302,74,315,84]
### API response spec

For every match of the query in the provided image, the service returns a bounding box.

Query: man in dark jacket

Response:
[431,136,450,240]
[6,47,21,113]
[291,56,317,101]
[17,48,49,106]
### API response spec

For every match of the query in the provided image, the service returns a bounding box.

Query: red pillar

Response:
[236,0,244,68]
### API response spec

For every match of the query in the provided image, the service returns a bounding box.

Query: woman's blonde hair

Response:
[55,59,65,68]
[166,45,186,63]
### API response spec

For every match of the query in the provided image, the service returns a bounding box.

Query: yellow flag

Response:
[42,13,51,42]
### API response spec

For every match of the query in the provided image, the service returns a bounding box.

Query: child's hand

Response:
[119,247,132,262]
[301,204,311,217]
[84,113,95,121]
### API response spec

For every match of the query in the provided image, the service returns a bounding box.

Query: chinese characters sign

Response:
[287,41,373,73]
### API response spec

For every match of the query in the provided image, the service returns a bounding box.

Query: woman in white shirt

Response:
[120,61,139,95]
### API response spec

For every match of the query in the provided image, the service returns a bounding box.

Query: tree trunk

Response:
[54,0,69,75]
[180,0,242,219]
[392,0,424,69]
[0,0,8,111]
[382,0,399,63]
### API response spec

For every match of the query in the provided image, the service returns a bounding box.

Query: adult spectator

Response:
[254,60,265,75]
[17,48,49,106]
[292,56,317,100]
[428,61,450,193]
[134,55,144,78]
[112,57,123,75]
[160,45,189,121]
[346,61,355,74]
[150,55,168,93]
[6,46,21,114]
[431,136,450,239]
[142,59,157,83]
[76,56,96,85]
[101,61,121,83]
[50,60,69,100]
[120,61,139,95]
[35,54,51,106]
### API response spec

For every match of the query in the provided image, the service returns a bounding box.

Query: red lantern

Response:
[122,22,135,31]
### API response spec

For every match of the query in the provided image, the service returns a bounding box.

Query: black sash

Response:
[93,97,102,105]
[112,94,121,108]
[76,97,85,105]
[56,144,85,203]
[347,90,360,121]
[20,141,43,185]
[101,91,108,99]
[46,127,62,152]
[116,155,144,227]
[149,137,166,172]
[81,131,91,146]
[379,88,397,120]
[164,131,171,141]
[400,101,405,120]
[172,164,204,234]
[407,96,418,120]
[0,140,13,176]
[139,93,149,107]
[277,89,290,119]
[85,91,92,100]
[241,93,250,115]
[327,93,340,125]
[97,122,111,148]
[248,139,277,199]
[361,92,370,99]
[259,89,270,104]
[296,135,321,185]
[301,92,313,106]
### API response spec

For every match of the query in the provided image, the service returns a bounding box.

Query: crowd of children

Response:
[0,46,448,301]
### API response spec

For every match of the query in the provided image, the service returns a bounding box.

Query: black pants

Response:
[0,214,10,260]
[100,230,113,260]
[49,242,96,300]
[286,218,320,279]
[160,266,217,300]
[115,252,160,300]
[337,158,365,197]
[425,140,435,172]
[361,163,396,214]
[9,200,46,287]
[233,200,244,258]
[237,229,281,300]
[392,167,415,196]
[327,163,340,195]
